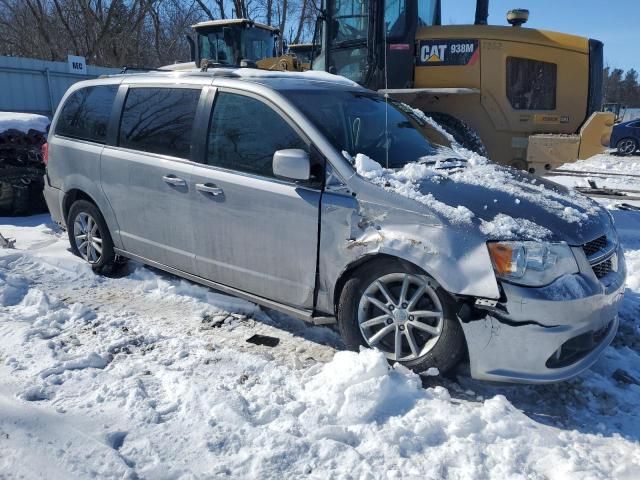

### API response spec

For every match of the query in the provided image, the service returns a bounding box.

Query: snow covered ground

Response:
[0,154,639,479]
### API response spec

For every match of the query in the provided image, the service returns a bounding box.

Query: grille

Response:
[592,258,614,278]
[546,320,611,369]
[583,235,608,258]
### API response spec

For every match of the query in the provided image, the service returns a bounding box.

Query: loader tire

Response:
[423,111,488,157]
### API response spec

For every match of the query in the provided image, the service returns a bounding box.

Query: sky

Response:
[442,0,638,72]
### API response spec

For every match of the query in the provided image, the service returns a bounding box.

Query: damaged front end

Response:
[315,172,501,318]
[457,240,625,383]
[316,164,626,383]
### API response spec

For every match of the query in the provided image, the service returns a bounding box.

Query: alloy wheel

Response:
[73,212,103,264]
[618,138,637,155]
[357,273,444,362]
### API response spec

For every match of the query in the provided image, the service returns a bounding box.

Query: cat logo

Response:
[418,39,479,67]
[423,45,447,63]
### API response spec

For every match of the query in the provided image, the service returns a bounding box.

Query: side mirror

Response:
[273,149,310,181]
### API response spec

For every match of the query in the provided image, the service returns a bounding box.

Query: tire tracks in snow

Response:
[7,252,342,372]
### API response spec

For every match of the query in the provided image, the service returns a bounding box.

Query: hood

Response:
[417,164,610,245]
[353,154,611,246]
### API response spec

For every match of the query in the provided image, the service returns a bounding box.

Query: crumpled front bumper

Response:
[460,245,626,384]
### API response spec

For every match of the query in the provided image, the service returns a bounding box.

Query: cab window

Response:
[331,0,370,43]
[385,0,406,38]
[507,57,557,110]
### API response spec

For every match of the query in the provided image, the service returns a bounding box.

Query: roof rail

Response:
[120,66,168,74]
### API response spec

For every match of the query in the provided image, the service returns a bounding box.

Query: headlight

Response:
[487,241,579,287]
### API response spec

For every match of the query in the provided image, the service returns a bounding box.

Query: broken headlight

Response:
[487,241,579,287]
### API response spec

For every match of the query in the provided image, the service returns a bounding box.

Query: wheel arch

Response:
[62,187,123,249]
[333,253,430,313]
[63,189,97,222]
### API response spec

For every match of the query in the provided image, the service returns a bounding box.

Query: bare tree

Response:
[0,0,318,67]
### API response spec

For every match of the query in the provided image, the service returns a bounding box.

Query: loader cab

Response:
[602,103,626,123]
[193,19,279,67]
[313,0,440,88]
[288,44,318,68]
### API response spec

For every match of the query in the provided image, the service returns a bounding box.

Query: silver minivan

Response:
[43,69,626,383]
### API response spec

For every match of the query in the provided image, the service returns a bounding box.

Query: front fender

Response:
[316,192,499,314]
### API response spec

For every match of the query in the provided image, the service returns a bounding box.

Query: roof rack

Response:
[120,66,168,74]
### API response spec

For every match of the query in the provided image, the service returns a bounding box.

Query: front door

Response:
[101,86,202,272]
[190,90,321,308]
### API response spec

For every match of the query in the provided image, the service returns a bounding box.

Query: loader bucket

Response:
[578,111,615,160]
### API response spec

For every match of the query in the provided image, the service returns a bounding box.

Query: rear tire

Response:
[423,111,488,157]
[337,258,465,375]
[616,137,638,156]
[67,200,119,274]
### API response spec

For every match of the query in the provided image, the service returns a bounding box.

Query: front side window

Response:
[283,89,438,169]
[55,85,118,143]
[119,88,201,159]
[206,92,307,178]
[507,57,557,110]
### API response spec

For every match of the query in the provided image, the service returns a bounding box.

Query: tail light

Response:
[41,142,49,166]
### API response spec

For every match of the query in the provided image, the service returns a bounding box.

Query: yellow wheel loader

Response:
[312,0,614,172]
[287,43,318,70]
[163,18,301,72]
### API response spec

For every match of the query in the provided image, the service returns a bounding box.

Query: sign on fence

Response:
[67,55,87,75]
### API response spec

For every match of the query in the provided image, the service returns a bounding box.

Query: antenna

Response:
[383,11,390,169]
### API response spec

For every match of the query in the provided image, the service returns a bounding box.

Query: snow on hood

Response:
[351,146,608,244]
[0,112,50,134]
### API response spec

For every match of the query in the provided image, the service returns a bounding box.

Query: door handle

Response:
[163,175,186,186]
[196,183,224,196]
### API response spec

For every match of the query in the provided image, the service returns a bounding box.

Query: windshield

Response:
[291,48,313,64]
[242,28,275,61]
[332,0,370,44]
[284,90,440,168]
[200,32,234,64]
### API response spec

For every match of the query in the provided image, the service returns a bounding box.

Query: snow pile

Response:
[302,349,422,424]
[480,213,552,241]
[0,112,50,134]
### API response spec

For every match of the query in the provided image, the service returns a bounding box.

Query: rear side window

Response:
[55,85,118,143]
[206,92,307,178]
[506,57,557,110]
[119,88,201,159]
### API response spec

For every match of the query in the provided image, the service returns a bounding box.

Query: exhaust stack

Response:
[475,0,489,25]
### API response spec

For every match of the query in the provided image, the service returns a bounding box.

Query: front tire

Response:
[423,111,488,156]
[67,200,118,274]
[337,258,465,374]
[616,137,638,156]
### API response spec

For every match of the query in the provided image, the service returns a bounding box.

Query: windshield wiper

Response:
[331,39,367,49]
[418,157,468,168]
